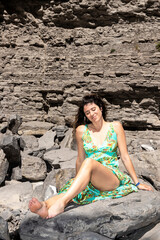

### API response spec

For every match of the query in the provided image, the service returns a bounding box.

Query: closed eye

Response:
[85,107,97,115]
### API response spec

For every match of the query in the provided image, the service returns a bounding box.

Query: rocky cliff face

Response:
[0,0,160,130]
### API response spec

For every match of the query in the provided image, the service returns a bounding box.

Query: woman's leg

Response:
[47,158,120,218]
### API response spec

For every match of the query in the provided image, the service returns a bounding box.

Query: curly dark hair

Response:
[73,94,107,130]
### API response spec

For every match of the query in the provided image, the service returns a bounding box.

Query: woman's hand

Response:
[137,183,154,191]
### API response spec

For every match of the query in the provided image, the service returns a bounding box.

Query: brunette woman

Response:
[29,94,152,219]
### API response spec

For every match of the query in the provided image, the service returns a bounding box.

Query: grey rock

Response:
[38,130,56,150]
[75,231,111,240]
[43,148,77,169]
[18,121,54,135]
[21,152,47,181]
[56,168,76,192]
[19,190,160,240]
[44,185,57,201]
[139,222,160,240]
[11,166,22,180]
[8,114,22,134]
[119,150,160,190]
[0,209,12,221]
[20,135,39,150]
[32,182,44,201]
[41,169,57,200]
[53,125,68,141]
[60,128,74,149]
[0,216,10,240]
[141,144,154,151]
[0,122,8,134]
[0,181,33,211]
[0,149,9,184]
[1,134,21,166]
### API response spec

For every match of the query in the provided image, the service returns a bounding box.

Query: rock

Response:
[53,125,68,141]
[119,150,160,190]
[0,216,10,240]
[141,144,154,151]
[1,134,21,166]
[0,149,9,184]
[0,181,33,211]
[60,128,74,149]
[43,148,77,169]
[18,121,54,135]
[21,152,47,181]
[139,222,160,240]
[5,179,21,186]
[7,114,22,134]
[56,168,76,192]
[41,169,57,200]
[19,190,160,240]
[20,135,39,150]
[0,209,12,221]
[44,185,57,201]
[0,122,8,134]
[11,166,22,180]
[74,232,111,240]
[31,181,44,200]
[38,130,56,150]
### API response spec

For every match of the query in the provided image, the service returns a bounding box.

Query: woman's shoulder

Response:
[76,125,86,136]
[111,121,124,133]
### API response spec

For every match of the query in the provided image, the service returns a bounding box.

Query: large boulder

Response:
[21,152,47,181]
[19,190,160,240]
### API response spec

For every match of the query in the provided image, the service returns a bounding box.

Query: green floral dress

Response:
[59,123,138,204]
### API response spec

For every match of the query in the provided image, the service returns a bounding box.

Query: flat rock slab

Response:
[18,121,54,135]
[19,190,160,240]
[0,182,33,211]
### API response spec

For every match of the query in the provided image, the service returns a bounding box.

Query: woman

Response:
[29,94,153,219]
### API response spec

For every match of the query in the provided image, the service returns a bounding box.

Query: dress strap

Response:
[82,125,88,141]
[109,122,114,133]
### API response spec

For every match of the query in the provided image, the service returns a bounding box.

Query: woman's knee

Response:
[83,158,95,169]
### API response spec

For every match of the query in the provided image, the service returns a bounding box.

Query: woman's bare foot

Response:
[46,199,65,219]
[29,198,48,219]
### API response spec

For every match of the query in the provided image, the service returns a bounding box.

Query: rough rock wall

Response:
[0,0,160,129]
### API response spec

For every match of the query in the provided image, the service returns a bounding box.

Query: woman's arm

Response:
[75,125,86,175]
[113,121,153,191]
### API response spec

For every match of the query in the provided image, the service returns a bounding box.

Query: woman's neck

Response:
[91,119,105,132]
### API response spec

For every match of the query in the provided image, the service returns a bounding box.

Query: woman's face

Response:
[83,102,102,123]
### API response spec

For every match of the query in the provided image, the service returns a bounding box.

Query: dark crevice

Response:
[116,221,160,240]
[41,92,49,114]
[141,175,157,189]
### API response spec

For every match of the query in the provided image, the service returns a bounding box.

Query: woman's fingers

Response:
[138,183,154,191]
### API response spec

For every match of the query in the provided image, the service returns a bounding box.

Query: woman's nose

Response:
[90,110,94,116]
